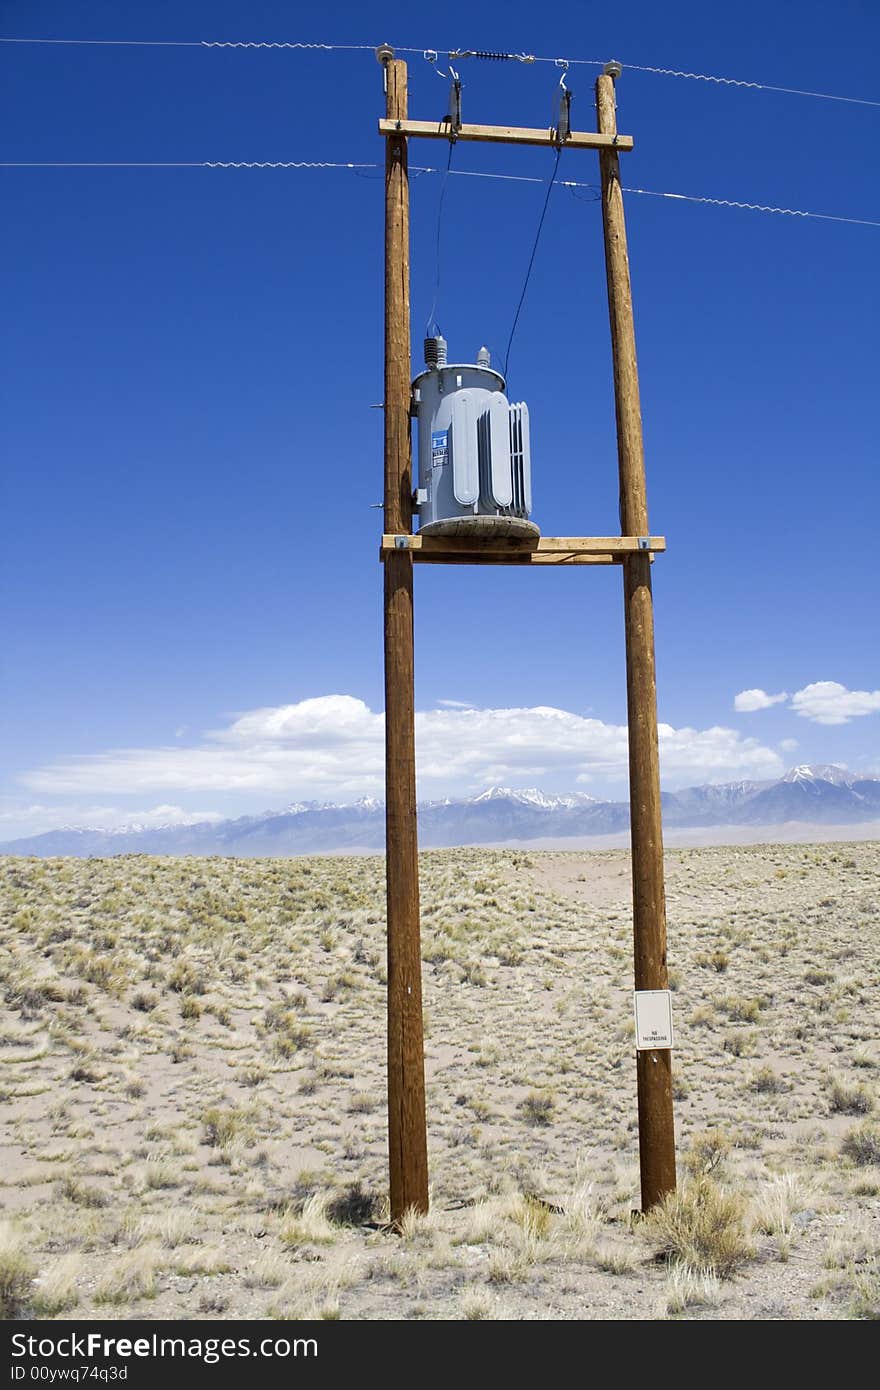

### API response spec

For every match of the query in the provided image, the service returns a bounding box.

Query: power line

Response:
[0,160,376,169]
[2,35,879,108]
[425,140,454,338]
[427,167,880,228]
[620,186,880,228]
[2,158,878,229]
[0,37,375,50]
[503,147,562,382]
[529,55,880,108]
[0,36,204,45]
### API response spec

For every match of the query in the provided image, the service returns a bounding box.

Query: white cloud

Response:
[734,688,788,712]
[735,679,880,726]
[436,698,476,709]
[789,681,880,726]
[19,695,784,803]
[779,738,799,753]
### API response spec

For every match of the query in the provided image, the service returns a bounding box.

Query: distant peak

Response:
[782,764,853,787]
[471,785,515,802]
[470,786,595,809]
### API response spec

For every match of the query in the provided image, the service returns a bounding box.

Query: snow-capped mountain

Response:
[782,765,857,788]
[471,786,597,809]
[1,767,878,858]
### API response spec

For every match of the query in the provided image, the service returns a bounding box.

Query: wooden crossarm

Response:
[378,118,634,152]
[380,535,665,565]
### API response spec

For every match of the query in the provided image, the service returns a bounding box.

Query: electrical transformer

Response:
[412,337,539,538]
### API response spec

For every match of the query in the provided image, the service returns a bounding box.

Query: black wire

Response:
[426,140,454,337]
[502,146,562,385]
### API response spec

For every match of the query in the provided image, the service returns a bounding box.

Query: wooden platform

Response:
[378,119,634,152]
[380,535,665,565]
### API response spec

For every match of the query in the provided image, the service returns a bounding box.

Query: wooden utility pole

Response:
[378,54,675,1220]
[596,70,676,1208]
[381,50,429,1223]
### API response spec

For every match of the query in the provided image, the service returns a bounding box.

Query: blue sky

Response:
[2,0,878,838]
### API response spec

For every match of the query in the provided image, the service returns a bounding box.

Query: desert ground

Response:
[0,842,878,1321]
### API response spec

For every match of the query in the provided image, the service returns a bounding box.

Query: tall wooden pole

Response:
[381,52,429,1222]
[596,70,676,1210]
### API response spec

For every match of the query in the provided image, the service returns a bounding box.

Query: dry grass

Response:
[0,841,877,1319]
[32,1253,82,1315]
[644,1177,753,1277]
[659,1262,722,1317]
[0,1221,34,1318]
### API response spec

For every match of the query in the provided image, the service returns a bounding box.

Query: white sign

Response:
[634,990,674,1050]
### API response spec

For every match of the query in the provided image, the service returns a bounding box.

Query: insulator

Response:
[424,335,448,368]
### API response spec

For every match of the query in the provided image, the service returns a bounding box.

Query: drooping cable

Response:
[425,139,454,337]
[502,147,562,384]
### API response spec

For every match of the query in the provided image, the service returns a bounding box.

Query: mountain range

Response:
[2,765,879,857]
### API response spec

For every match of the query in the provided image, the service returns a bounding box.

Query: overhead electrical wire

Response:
[3,158,877,230]
[1,35,879,108]
[0,159,376,169]
[425,140,454,337]
[502,146,562,383]
[528,54,880,108]
[0,37,377,50]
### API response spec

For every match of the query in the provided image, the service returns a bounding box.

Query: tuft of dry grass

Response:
[841,1122,880,1167]
[683,1130,731,1178]
[32,1252,82,1315]
[279,1194,337,1248]
[0,1221,34,1318]
[749,1172,811,1237]
[660,1261,722,1317]
[827,1076,874,1116]
[58,1176,109,1208]
[644,1177,753,1278]
[824,1216,876,1270]
[518,1091,555,1127]
[243,1250,289,1289]
[849,1266,880,1319]
[460,1288,495,1319]
[201,1106,247,1148]
[93,1243,161,1306]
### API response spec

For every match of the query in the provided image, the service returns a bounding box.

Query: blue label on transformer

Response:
[431,429,448,466]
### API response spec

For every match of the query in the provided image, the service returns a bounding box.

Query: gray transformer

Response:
[412,338,539,538]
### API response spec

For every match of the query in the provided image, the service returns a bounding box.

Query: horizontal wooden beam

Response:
[378,118,634,153]
[380,535,665,566]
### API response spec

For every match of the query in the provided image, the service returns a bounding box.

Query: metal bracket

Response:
[637,536,651,550]
[394,535,413,550]
[448,74,462,133]
[555,61,572,144]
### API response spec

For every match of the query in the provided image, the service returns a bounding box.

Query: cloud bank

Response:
[20,695,783,803]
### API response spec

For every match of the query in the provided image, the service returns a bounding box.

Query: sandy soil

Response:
[0,842,877,1320]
